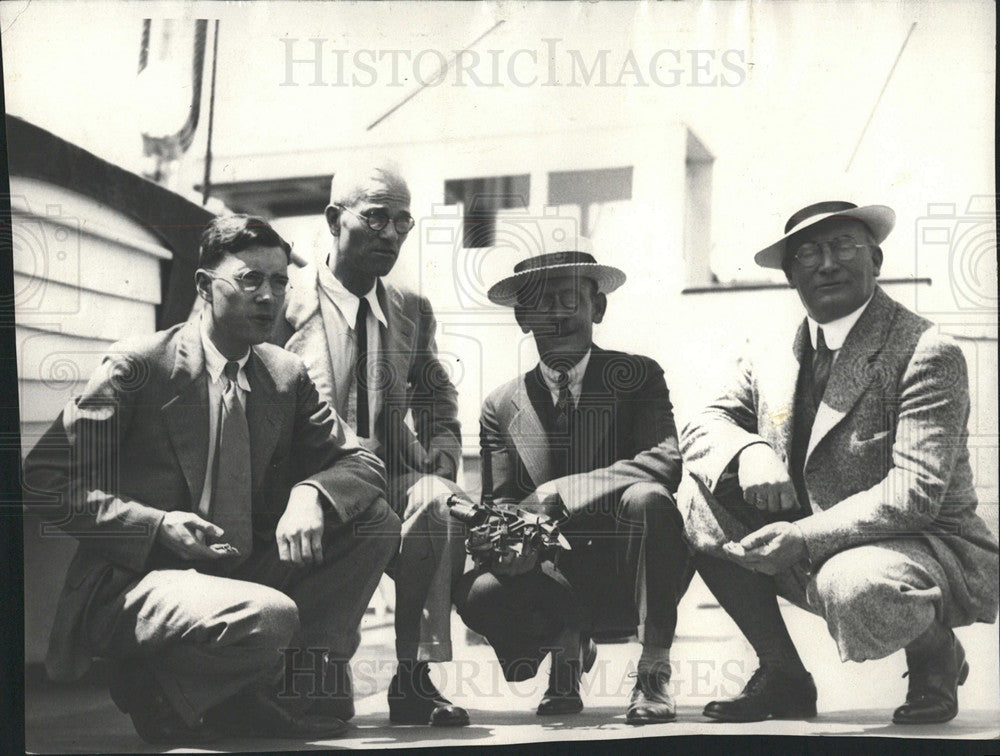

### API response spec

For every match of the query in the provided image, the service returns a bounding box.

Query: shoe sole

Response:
[389,711,471,727]
[626,713,676,725]
[703,707,817,723]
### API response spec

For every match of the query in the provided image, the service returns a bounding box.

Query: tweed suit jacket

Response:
[481,345,683,514]
[680,286,999,626]
[22,321,387,681]
[275,264,461,498]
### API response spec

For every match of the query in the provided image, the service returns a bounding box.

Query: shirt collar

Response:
[538,349,592,396]
[199,314,252,390]
[317,262,388,329]
[807,292,874,350]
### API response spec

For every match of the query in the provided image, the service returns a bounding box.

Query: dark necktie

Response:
[812,327,833,410]
[355,297,370,437]
[210,361,252,565]
[554,370,572,436]
[551,370,572,478]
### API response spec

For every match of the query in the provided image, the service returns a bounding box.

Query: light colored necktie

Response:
[210,361,253,565]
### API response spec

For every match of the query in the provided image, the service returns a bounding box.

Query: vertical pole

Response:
[202,19,220,206]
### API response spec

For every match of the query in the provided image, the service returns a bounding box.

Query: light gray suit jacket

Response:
[679,286,998,627]
[275,265,461,505]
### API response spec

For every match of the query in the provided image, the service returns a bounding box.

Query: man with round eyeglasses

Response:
[21,215,396,744]
[679,201,998,725]
[275,158,470,727]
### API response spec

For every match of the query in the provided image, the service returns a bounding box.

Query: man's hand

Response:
[276,485,325,567]
[737,443,798,512]
[403,474,455,522]
[491,545,539,576]
[726,522,808,575]
[519,483,566,520]
[156,511,227,561]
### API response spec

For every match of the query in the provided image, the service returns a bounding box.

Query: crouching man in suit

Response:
[274,159,469,727]
[453,245,693,724]
[22,215,401,745]
[679,201,999,724]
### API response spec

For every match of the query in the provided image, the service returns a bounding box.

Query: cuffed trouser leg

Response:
[393,475,466,663]
[616,482,694,649]
[807,539,949,662]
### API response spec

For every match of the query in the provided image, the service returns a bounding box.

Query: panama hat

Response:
[754,201,896,269]
[487,243,627,307]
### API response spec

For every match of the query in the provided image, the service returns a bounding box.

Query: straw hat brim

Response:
[754,205,896,270]
[487,262,627,306]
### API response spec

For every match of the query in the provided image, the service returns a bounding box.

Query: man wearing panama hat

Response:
[453,240,692,724]
[679,201,998,724]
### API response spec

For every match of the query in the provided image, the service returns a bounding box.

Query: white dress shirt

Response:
[197,315,251,518]
[806,293,874,363]
[315,263,388,439]
[538,349,592,408]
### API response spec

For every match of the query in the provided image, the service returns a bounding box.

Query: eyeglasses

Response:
[210,270,289,295]
[340,205,415,235]
[792,237,869,268]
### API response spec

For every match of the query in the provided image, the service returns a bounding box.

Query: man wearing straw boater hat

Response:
[453,239,693,724]
[679,201,998,724]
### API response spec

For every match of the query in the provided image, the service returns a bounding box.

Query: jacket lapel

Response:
[285,264,339,410]
[806,287,895,462]
[576,346,615,472]
[375,282,421,460]
[245,351,283,494]
[509,371,555,487]
[379,281,415,408]
[161,323,210,508]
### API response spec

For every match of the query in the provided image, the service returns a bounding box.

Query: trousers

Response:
[454,482,693,681]
[389,473,468,663]
[85,498,401,725]
[681,473,955,662]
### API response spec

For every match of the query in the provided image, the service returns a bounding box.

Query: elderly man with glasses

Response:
[679,201,999,725]
[275,159,470,727]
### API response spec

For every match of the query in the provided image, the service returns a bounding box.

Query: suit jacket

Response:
[680,286,999,626]
[22,321,387,680]
[275,265,461,496]
[481,345,682,515]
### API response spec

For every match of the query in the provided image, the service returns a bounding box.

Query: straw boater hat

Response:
[754,201,896,270]
[487,239,627,307]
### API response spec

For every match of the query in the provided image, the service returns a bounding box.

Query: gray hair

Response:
[328,156,410,208]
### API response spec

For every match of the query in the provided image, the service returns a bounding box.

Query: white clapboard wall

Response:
[13,174,172,665]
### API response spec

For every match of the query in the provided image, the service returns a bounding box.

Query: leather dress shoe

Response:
[703,666,817,722]
[301,660,355,722]
[536,635,597,716]
[626,668,676,724]
[204,687,348,738]
[388,662,470,726]
[893,634,969,724]
[108,661,219,745]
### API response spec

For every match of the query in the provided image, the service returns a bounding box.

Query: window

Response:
[444,175,530,248]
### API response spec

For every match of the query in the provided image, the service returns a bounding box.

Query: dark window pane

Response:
[444,175,530,248]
